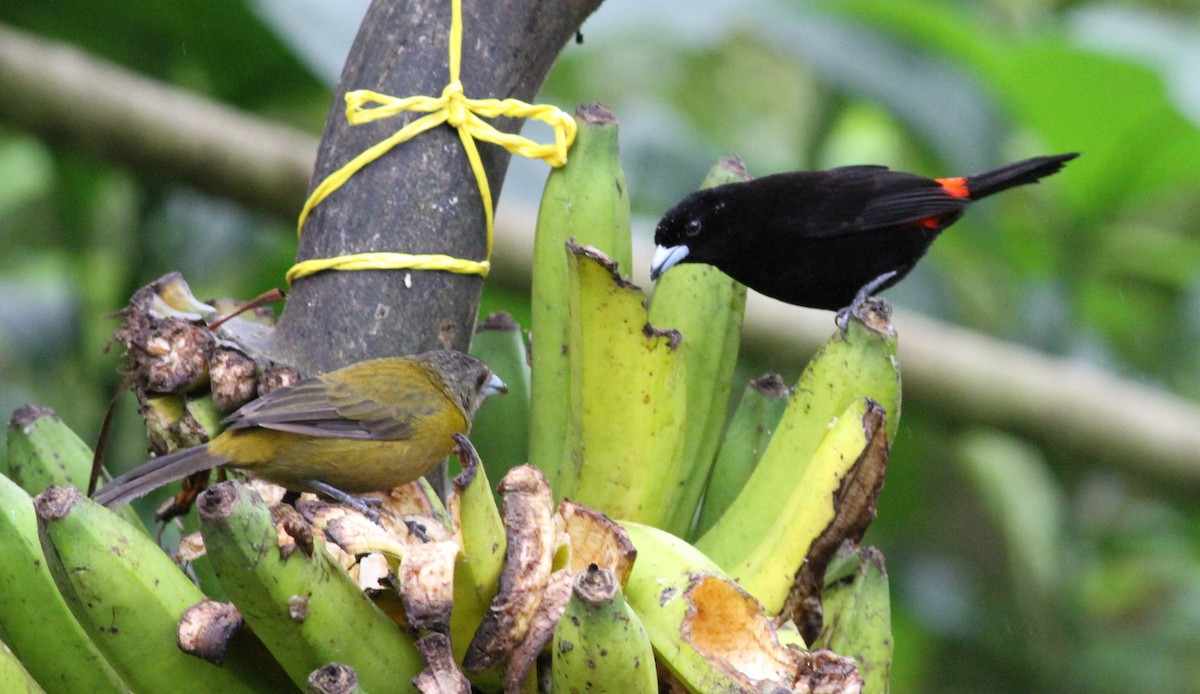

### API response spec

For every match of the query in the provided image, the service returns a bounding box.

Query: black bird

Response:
[651,154,1077,319]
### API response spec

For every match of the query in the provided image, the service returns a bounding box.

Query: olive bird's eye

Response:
[684,219,702,237]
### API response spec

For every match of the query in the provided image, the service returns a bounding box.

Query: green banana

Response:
[469,312,532,488]
[815,546,893,694]
[197,481,424,690]
[562,244,688,525]
[552,564,656,694]
[0,474,129,694]
[696,308,899,607]
[718,397,884,613]
[142,393,222,457]
[447,435,506,670]
[692,373,790,539]
[34,485,284,692]
[620,521,812,692]
[4,406,96,493]
[5,406,143,530]
[0,638,46,694]
[648,157,750,538]
[529,102,632,495]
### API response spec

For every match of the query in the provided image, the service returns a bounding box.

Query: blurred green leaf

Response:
[0,135,52,216]
[822,0,1200,221]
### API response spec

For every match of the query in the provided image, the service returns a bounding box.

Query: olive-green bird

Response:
[94,351,506,508]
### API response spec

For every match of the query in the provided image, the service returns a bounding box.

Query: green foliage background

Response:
[1,1,1199,691]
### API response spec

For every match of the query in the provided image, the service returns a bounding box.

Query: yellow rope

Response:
[287,0,576,285]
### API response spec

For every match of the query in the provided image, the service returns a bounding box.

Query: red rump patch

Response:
[936,177,970,198]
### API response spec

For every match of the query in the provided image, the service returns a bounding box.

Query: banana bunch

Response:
[0,404,643,692]
[1,101,900,693]
[520,100,899,691]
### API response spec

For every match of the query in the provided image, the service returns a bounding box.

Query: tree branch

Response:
[0,22,315,219]
[275,0,602,372]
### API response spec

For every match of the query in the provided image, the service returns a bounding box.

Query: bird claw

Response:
[837,270,898,340]
[343,496,382,525]
[835,306,854,340]
[405,519,431,543]
[308,480,383,525]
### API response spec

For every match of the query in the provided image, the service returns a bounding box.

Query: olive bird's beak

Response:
[485,374,508,396]
[649,244,690,281]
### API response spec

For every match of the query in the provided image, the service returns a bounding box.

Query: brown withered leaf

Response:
[174,530,207,563]
[323,513,408,560]
[269,502,313,559]
[398,540,459,633]
[503,568,574,691]
[784,400,889,643]
[354,552,391,592]
[413,633,470,694]
[463,465,555,674]
[556,499,637,586]
[793,650,864,694]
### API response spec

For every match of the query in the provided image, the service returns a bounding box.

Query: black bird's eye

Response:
[684,219,702,237]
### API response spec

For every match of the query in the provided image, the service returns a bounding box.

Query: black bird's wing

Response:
[784,166,968,238]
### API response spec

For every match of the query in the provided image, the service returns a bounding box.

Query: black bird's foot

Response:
[309,480,383,525]
[836,271,898,339]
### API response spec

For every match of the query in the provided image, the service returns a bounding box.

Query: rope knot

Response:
[441,80,468,126]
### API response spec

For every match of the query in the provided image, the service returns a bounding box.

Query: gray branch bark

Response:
[274,0,602,373]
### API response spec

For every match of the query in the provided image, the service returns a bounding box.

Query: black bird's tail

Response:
[964,153,1078,200]
[92,444,227,507]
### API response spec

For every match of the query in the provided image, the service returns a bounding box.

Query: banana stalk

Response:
[0,475,129,694]
[692,373,789,539]
[815,546,893,694]
[5,405,142,530]
[34,485,282,692]
[696,306,899,601]
[197,481,423,691]
[529,103,632,494]
[307,663,365,694]
[561,244,688,525]
[648,157,751,538]
[552,565,656,694]
[469,313,531,487]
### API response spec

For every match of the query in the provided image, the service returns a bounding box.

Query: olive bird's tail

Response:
[92,445,227,507]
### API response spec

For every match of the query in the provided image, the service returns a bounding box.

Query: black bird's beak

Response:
[650,244,690,281]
